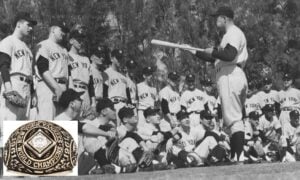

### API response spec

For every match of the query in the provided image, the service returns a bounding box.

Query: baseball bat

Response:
[151,39,204,52]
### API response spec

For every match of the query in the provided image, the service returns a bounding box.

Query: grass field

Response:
[5,162,300,180]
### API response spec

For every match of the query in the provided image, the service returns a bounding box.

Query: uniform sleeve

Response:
[35,43,50,60]
[211,44,238,62]
[0,52,11,82]
[274,119,282,130]
[0,37,13,57]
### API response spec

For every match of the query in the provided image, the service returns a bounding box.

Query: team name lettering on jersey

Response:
[14,49,26,59]
[187,96,204,105]
[170,96,180,103]
[110,78,120,86]
[245,103,260,109]
[281,97,298,104]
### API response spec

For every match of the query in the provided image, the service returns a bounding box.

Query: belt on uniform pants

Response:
[281,107,294,111]
[19,76,32,84]
[216,64,242,73]
[38,77,67,84]
[74,84,87,90]
[189,111,201,114]
[111,97,127,103]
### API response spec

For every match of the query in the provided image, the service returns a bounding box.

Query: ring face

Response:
[4,121,77,175]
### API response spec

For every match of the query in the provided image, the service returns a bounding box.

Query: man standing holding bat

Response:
[183,6,248,163]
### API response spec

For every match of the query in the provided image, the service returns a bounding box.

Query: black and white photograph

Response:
[0,0,300,179]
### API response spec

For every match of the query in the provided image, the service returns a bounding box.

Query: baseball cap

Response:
[248,81,256,90]
[50,20,69,33]
[283,73,293,81]
[118,106,135,121]
[262,104,274,113]
[203,78,213,86]
[200,110,213,120]
[262,77,272,85]
[96,98,115,113]
[144,107,160,118]
[176,109,189,121]
[69,30,86,41]
[211,6,234,19]
[126,60,137,70]
[290,110,300,118]
[14,12,37,27]
[249,111,260,120]
[143,66,155,76]
[168,71,180,81]
[111,49,123,61]
[186,74,195,83]
[59,89,84,109]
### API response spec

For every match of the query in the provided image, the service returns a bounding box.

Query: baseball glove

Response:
[138,151,154,168]
[3,91,27,108]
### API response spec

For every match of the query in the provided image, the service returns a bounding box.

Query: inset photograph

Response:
[3,120,78,176]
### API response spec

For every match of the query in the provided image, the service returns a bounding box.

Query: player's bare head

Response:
[118,107,138,127]
[200,110,215,130]
[49,21,69,43]
[59,89,84,114]
[177,110,190,127]
[186,74,195,90]
[168,71,180,88]
[212,6,234,29]
[14,12,37,36]
[144,108,160,125]
[290,110,300,128]
[97,98,116,121]
[69,30,86,52]
[282,73,293,89]
[111,49,123,68]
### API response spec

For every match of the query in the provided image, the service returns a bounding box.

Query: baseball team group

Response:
[1,5,300,176]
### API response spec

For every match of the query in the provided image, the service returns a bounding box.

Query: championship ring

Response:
[4,121,77,175]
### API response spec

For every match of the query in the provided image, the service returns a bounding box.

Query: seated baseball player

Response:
[281,110,300,162]
[195,110,231,165]
[137,107,180,156]
[55,88,84,120]
[243,111,265,163]
[78,98,117,175]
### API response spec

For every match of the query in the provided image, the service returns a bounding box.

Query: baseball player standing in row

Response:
[184,6,248,162]
[0,12,37,120]
[180,74,207,127]
[244,81,261,117]
[137,66,157,127]
[202,78,217,113]
[90,49,107,100]
[103,49,130,125]
[159,72,181,128]
[35,21,70,120]
[125,60,138,105]
[278,73,300,129]
[256,77,279,109]
[68,30,96,112]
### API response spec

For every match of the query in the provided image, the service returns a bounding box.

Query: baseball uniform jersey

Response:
[159,86,181,114]
[0,34,33,120]
[69,52,92,111]
[278,88,300,126]
[104,67,128,100]
[91,64,103,100]
[256,90,279,108]
[137,82,157,126]
[126,76,137,105]
[245,94,261,116]
[35,39,69,120]
[258,115,281,142]
[215,24,248,134]
[205,92,217,113]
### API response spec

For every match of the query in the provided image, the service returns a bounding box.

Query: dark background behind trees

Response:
[1,0,300,90]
